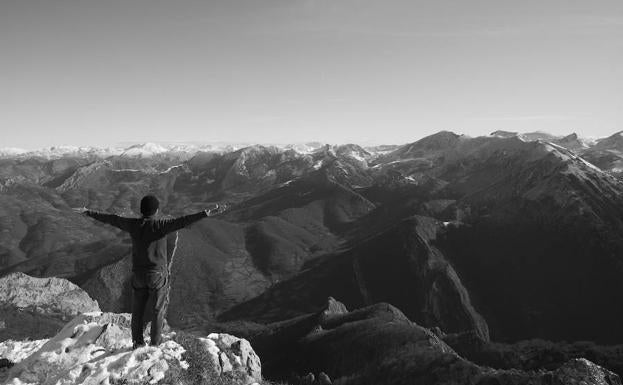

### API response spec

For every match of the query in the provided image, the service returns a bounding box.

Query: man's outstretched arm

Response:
[158,204,220,235]
[81,209,133,232]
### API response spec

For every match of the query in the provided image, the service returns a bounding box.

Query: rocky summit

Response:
[1,312,262,385]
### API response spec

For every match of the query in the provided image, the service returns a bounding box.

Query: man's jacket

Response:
[86,210,208,272]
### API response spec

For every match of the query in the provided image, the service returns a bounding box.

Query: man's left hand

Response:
[72,207,89,215]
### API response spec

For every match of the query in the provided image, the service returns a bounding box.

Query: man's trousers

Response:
[131,270,169,346]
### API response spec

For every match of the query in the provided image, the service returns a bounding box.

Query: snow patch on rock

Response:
[4,312,186,385]
[1,310,263,385]
[0,339,48,363]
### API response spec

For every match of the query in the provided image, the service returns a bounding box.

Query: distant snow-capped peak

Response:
[0,146,125,159]
[281,142,326,154]
[0,147,28,156]
[120,142,169,157]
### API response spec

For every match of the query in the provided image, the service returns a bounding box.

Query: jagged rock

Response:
[429,326,447,339]
[0,273,100,341]
[198,332,262,383]
[318,371,332,384]
[318,297,348,323]
[290,371,333,385]
[1,311,262,385]
[302,372,315,384]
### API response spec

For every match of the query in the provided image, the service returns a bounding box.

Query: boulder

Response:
[197,333,262,383]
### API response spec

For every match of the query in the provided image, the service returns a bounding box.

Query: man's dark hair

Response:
[140,195,159,217]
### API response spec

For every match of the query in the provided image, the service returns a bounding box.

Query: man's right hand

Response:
[206,203,222,216]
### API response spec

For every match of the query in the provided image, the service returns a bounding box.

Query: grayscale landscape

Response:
[2,0,623,384]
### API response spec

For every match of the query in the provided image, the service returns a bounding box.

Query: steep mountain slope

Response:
[220,216,489,340]
[219,133,623,344]
[372,133,623,342]
[0,183,127,279]
[580,131,623,177]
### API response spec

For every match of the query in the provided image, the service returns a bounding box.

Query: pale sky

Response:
[1,0,622,149]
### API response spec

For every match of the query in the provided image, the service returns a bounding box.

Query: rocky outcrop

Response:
[1,311,262,385]
[3,312,185,385]
[0,273,100,341]
[239,298,620,385]
[197,333,262,382]
[318,297,348,323]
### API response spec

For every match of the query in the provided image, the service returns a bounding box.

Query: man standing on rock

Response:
[80,195,220,349]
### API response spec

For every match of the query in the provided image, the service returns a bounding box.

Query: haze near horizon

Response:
[2,0,622,149]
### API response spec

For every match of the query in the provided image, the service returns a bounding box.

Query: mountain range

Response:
[3,130,623,383]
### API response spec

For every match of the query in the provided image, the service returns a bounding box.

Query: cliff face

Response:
[0,272,100,341]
